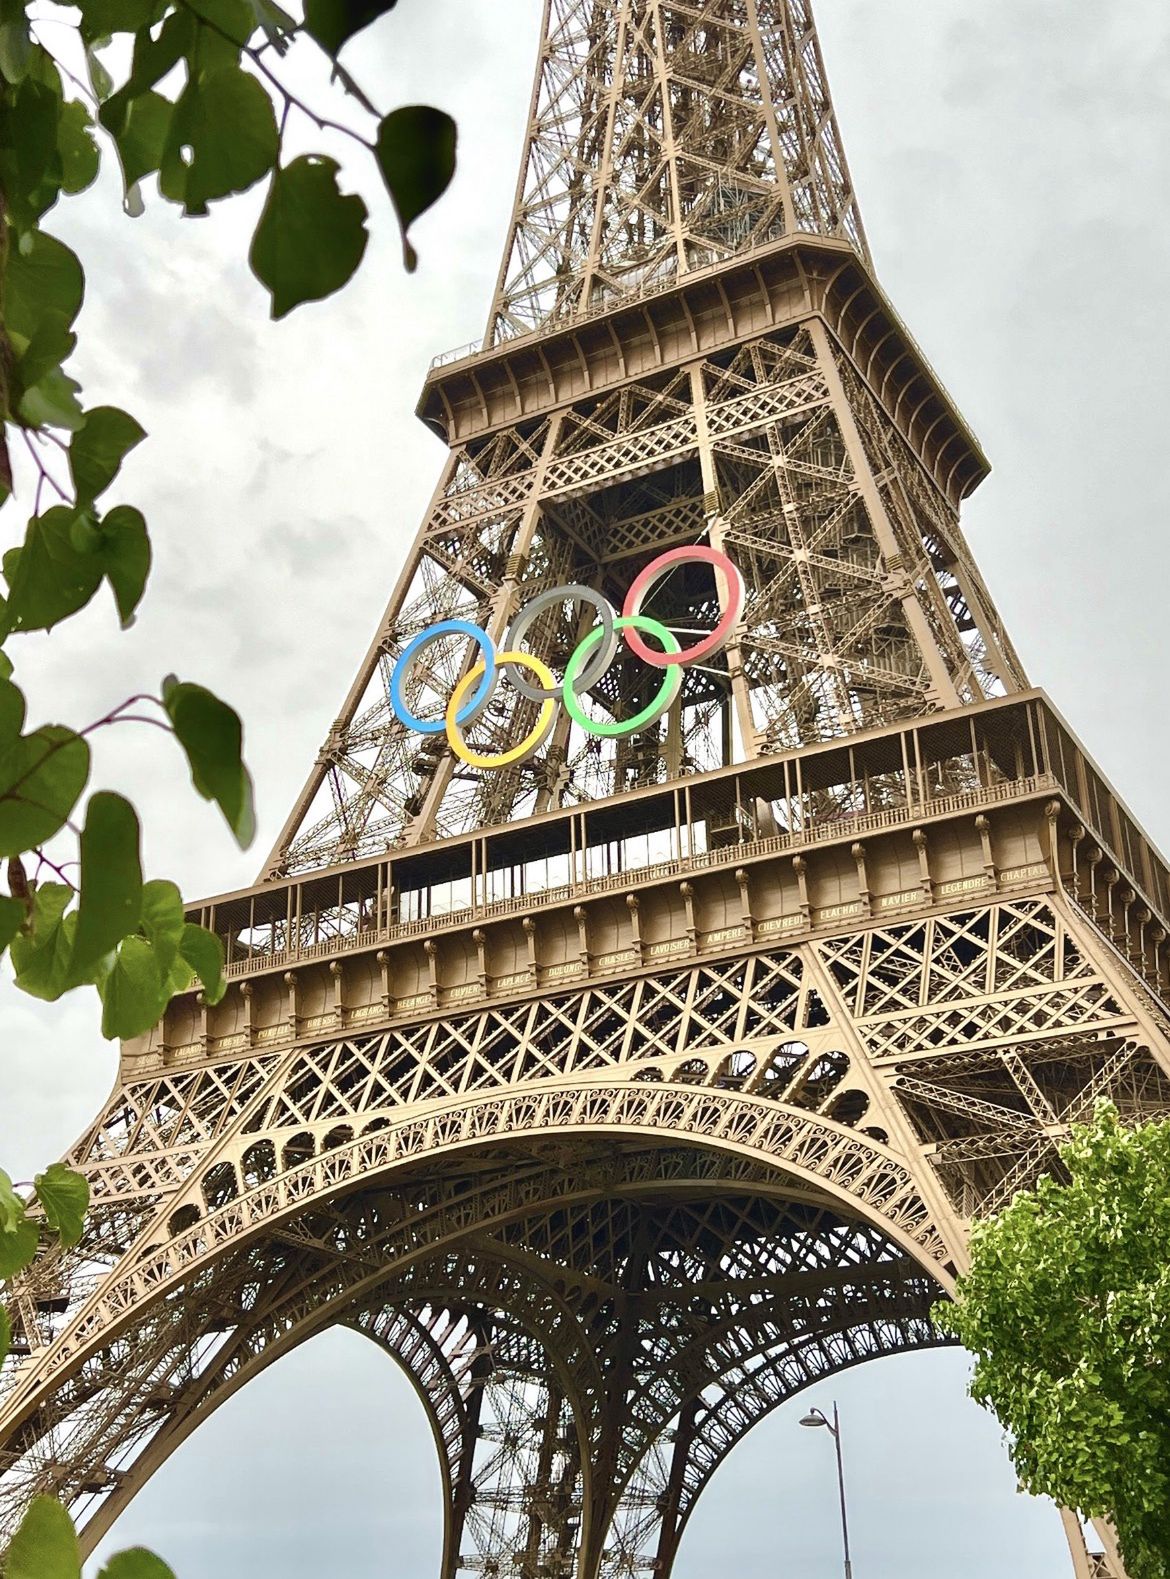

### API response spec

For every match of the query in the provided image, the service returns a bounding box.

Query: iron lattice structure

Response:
[0,5,1155,1576]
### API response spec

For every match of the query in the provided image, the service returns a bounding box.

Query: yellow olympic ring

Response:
[446,650,558,769]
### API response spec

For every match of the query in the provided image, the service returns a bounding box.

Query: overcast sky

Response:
[3,0,1169,1574]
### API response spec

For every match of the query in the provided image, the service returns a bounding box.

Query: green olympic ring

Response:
[561,616,683,737]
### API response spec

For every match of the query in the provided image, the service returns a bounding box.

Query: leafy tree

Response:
[944,1102,1170,1579]
[0,0,457,1567]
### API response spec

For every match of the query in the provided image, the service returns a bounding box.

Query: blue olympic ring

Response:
[390,620,496,736]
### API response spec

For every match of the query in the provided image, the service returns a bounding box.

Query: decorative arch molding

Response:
[0,1080,952,1454]
[0,1127,953,1563]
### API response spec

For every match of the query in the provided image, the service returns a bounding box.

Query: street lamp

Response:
[800,1401,853,1579]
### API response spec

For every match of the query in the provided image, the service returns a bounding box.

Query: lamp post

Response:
[800,1401,853,1579]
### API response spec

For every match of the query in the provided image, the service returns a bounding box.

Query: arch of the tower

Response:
[0,1120,955,1578]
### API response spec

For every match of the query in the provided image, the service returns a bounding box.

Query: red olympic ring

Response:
[621,546,744,668]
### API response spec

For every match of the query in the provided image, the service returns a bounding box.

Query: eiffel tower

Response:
[0,3,1160,1574]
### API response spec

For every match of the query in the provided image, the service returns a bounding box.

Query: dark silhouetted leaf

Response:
[0,77,61,226]
[78,0,154,41]
[249,155,368,319]
[105,88,171,191]
[160,64,277,215]
[247,0,295,51]
[303,0,395,55]
[186,0,254,49]
[0,0,32,85]
[374,105,456,271]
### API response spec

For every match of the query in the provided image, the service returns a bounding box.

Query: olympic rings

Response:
[622,546,744,667]
[561,616,682,738]
[446,651,558,769]
[389,546,742,770]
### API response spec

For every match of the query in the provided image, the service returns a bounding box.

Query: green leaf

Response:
[107,10,192,115]
[0,1303,10,1369]
[105,89,172,190]
[4,502,151,632]
[78,0,155,41]
[0,1170,38,1278]
[4,506,104,632]
[139,879,184,973]
[4,229,84,342]
[95,933,167,1039]
[303,0,396,55]
[6,1498,80,1579]
[0,728,90,856]
[57,100,100,194]
[33,1164,89,1247]
[374,105,456,271]
[14,311,76,390]
[0,893,24,955]
[249,155,369,319]
[98,1553,177,1579]
[0,0,32,85]
[161,678,255,846]
[246,0,295,51]
[18,365,85,431]
[69,406,146,503]
[0,1217,38,1278]
[0,77,64,228]
[0,677,26,748]
[94,505,151,626]
[186,0,254,47]
[74,792,142,970]
[0,1168,26,1234]
[84,43,113,102]
[160,64,277,215]
[0,1174,39,1282]
[9,883,77,1001]
[179,921,225,1003]
[98,1551,176,1579]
